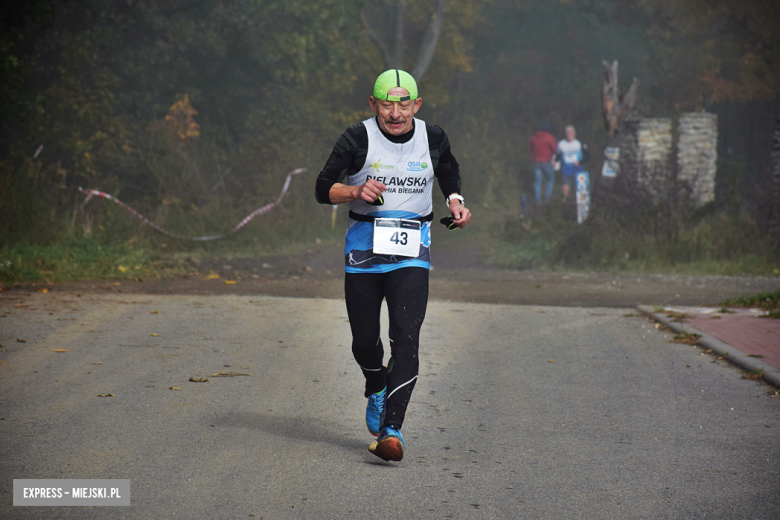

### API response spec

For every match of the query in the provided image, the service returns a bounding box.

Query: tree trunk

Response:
[362,0,447,81]
[391,0,408,68]
[362,10,393,69]
[411,0,446,80]
[601,60,638,146]
[602,60,619,138]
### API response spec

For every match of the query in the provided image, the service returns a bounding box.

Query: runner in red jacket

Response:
[529,122,557,207]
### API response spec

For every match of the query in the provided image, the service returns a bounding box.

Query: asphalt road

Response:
[1,292,778,519]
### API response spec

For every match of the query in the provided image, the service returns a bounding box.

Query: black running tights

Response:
[344,267,429,429]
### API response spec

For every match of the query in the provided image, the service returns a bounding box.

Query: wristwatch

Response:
[446,194,465,207]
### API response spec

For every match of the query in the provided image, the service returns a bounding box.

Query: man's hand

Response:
[354,179,386,204]
[449,200,472,229]
[328,180,386,205]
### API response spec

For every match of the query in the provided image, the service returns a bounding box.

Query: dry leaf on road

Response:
[670,333,701,345]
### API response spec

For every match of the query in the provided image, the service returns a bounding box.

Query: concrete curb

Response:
[638,305,780,389]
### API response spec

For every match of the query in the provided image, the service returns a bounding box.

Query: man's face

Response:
[566,127,576,142]
[369,87,422,136]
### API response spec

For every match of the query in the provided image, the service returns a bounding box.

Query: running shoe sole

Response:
[368,436,404,462]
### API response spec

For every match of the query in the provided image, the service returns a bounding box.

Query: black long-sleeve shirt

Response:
[315,118,461,205]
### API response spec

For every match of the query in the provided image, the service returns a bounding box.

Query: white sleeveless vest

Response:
[344,117,434,273]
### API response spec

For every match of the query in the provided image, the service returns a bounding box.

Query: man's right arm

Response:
[315,124,367,204]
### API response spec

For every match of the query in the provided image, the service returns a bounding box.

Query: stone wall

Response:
[637,118,673,167]
[677,112,718,204]
[630,112,718,205]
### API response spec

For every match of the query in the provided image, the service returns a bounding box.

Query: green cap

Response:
[373,69,418,102]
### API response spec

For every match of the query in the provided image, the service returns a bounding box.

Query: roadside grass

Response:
[488,238,775,275]
[0,211,347,283]
[718,289,780,318]
[719,289,780,310]
[3,203,779,283]
[0,235,181,283]
[487,203,780,276]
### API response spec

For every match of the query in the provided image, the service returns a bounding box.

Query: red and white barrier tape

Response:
[78,167,307,241]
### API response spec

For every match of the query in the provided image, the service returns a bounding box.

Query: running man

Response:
[315,69,471,462]
[557,125,590,202]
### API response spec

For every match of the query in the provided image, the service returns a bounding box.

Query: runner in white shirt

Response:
[557,125,590,202]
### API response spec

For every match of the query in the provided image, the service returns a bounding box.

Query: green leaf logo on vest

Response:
[371,158,394,174]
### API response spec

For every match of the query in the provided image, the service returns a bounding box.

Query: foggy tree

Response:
[361,0,446,79]
[634,0,779,106]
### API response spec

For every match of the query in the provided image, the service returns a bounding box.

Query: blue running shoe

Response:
[368,425,405,461]
[366,387,386,436]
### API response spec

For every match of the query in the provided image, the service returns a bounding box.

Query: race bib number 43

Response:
[373,218,421,257]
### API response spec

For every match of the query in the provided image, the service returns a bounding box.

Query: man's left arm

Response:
[429,124,471,228]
